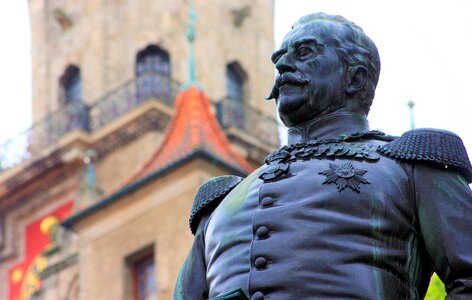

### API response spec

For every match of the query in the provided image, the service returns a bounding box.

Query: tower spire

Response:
[407,99,415,130]
[181,0,202,90]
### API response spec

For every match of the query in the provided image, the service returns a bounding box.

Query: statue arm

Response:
[173,216,209,300]
[174,175,243,299]
[415,165,472,298]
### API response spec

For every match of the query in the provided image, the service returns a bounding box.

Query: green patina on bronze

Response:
[221,167,262,214]
[370,194,385,300]
[406,234,421,298]
[175,11,472,299]
[173,257,189,300]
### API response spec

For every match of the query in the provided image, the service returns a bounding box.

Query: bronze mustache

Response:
[276,73,310,88]
[266,73,310,100]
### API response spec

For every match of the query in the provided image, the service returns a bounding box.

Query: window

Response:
[127,245,157,300]
[58,65,88,131]
[133,255,157,300]
[136,45,171,104]
[60,65,82,104]
[226,61,247,102]
[225,62,247,128]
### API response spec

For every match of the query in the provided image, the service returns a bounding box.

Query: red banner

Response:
[8,201,73,300]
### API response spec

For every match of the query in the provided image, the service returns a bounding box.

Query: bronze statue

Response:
[174,13,472,299]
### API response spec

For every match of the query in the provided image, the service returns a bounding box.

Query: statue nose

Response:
[275,54,296,74]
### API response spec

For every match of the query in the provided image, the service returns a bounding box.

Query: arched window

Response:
[60,65,82,104]
[135,45,171,104]
[58,65,88,131]
[226,62,247,102]
[225,62,247,129]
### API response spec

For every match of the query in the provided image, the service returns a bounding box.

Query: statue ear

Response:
[345,66,367,95]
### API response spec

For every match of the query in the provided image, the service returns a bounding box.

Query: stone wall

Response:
[29,0,275,123]
[73,159,227,299]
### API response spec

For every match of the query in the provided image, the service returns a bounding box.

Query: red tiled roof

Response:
[127,86,253,183]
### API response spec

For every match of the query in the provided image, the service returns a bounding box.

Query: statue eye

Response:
[297,45,315,59]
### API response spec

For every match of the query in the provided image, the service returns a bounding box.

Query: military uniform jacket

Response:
[174,112,472,300]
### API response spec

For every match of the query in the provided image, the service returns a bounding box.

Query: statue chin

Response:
[278,97,330,127]
[278,108,314,128]
[277,95,309,123]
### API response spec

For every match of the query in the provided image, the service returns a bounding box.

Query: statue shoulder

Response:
[189,175,244,235]
[378,128,472,183]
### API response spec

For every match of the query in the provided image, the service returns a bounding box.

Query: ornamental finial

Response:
[181,0,202,90]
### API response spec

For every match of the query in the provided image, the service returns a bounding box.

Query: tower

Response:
[29,0,275,120]
[0,1,276,299]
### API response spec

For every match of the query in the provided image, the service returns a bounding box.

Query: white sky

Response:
[0,0,471,157]
[0,1,31,144]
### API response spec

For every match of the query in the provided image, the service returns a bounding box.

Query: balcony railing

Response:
[0,74,179,171]
[216,99,279,149]
[0,74,279,173]
[88,73,176,131]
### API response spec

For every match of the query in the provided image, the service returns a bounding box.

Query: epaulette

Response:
[189,175,243,235]
[378,128,472,183]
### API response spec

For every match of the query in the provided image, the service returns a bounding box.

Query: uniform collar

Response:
[287,111,370,144]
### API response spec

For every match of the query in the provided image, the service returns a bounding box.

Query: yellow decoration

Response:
[25,271,40,286]
[21,270,41,300]
[40,215,59,236]
[18,253,48,300]
[35,256,48,273]
[11,268,23,283]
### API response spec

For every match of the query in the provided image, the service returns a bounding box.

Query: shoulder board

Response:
[378,128,472,183]
[189,175,243,235]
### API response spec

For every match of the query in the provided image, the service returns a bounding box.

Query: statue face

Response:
[272,21,347,127]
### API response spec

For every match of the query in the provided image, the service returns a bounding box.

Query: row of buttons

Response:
[251,196,275,299]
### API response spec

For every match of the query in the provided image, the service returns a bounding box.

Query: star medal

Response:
[319,162,370,192]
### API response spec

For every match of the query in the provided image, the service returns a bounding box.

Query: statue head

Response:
[268,13,381,127]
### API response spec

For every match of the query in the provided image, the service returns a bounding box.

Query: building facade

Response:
[0,1,277,299]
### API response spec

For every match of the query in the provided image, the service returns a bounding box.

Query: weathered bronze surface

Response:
[174,13,472,300]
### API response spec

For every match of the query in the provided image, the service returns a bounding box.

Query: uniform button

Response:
[256,226,269,238]
[254,257,267,269]
[260,197,274,207]
[252,291,264,300]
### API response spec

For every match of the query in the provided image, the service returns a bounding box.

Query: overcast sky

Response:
[0,1,471,157]
[0,1,31,144]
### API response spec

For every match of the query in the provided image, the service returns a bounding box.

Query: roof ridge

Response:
[122,86,253,186]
